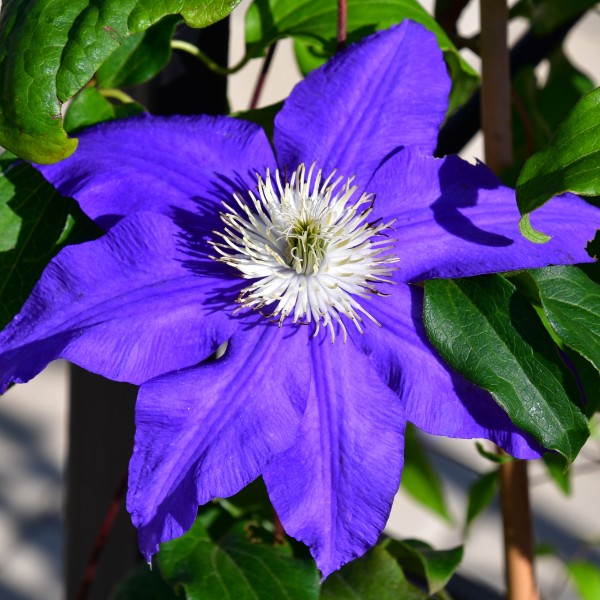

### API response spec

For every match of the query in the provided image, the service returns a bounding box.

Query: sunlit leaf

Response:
[516,87,600,220]
[96,15,181,89]
[159,519,319,600]
[531,266,600,372]
[321,546,429,600]
[0,0,241,163]
[424,275,588,462]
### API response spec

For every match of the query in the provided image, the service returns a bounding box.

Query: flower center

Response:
[210,163,398,342]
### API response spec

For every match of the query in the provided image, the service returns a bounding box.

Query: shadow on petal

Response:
[431,156,513,247]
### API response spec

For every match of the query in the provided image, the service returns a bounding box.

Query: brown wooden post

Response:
[479,1,539,598]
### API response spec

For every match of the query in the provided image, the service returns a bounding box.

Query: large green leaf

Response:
[516,87,600,221]
[401,424,452,523]
[385,539,463,594]
[95,15,181,89]
[321,546,429,600]
[0,0,241,163]
[0,152,101,329]
[531,266,600,372]
[245,0,478,115]
[159,519,319,600]
[423,275,588,462]
[464,470,499,533]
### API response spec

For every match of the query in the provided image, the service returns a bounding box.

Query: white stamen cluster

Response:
[210,163,399,342]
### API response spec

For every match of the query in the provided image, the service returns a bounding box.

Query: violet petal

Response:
[264,336,405,577]
[128,323,311,559]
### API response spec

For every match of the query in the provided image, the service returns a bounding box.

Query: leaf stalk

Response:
[171,39,249,75]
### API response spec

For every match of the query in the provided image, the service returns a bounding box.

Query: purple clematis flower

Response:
[1,21,599,576]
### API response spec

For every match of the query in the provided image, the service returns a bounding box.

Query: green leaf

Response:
[159,519,319,600]
[0,152,101,329]
[475,441,514,464]
[565,346,600,417]
[567,561,600,600]
[531,266,600,372]
[385,539,463,594]
[516,87,600,218]
[64,88,145,134]
[233,101,283,143]
[401,424,452,523]
[539,48,596,133]
[512,0,599,35]
[423,275,589,462]
[96,15,181,88]
[246,0,478,115]
[321,546,429,600]
[518,214,552,244]
[464,470,499,532]
[542,452,570,494]
[109,564,178,600]
[0,0,241,163]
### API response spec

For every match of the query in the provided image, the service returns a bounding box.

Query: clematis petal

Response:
[128,323,311,560]
[368,149,600,283]
[263,336,405,577]
[349,284,542,458]
[0,212,240,391]
[273,21,449,188]
[36,114,276,230]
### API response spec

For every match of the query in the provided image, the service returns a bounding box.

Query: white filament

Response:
[210,163,398,342]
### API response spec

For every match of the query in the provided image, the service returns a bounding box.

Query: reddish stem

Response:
[249,43,277,110]
[337,0,348,52]
[512,87,536,158]
[75,470,128,600]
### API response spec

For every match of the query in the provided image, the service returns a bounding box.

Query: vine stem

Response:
[248,43,277,110]
[75,469,128,600]
[171,39,249,75]
[337,0,348,51]
[480,1,538,597]
[99,88,136,104]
